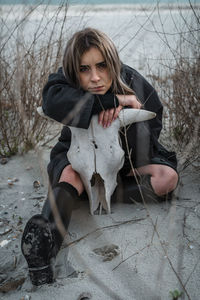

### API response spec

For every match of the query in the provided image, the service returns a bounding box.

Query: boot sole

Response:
[21,214,54,285]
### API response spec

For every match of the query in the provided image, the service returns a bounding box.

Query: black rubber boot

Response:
[42,182,79,256]
[21,182,78,286]
[21,214,54,286]
[121,175,172,204]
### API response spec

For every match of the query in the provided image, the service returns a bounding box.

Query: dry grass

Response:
[147,4,200,170]
[0,2,69,156]
[0,2,199,166]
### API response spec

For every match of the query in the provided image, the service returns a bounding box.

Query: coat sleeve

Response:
[121,64,163,139]
[42,67,119,129]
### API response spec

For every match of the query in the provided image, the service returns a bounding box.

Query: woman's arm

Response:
[121,64,163,139]
[98,95,142,128]
[42,67,119,129]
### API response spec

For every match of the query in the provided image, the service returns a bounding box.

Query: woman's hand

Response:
[116,94,142,109]
[98,95,141,128]
[98,105,123,128]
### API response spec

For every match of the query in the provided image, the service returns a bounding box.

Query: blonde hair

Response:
[63,27,134,95]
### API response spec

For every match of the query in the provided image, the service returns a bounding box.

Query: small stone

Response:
[0,239,10,247]
[26,166,32,170]
[93,244,120,262]
[13,178,19,182]
[7,179,13,186]
[77,292,92,300]
[33,180,41,189]
[0,157,8,165]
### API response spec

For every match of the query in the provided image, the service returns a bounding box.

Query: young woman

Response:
[21,28,178,286]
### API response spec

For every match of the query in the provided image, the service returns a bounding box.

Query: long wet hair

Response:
[62,27,134,95]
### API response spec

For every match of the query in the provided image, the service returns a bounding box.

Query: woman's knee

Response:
[151,167,178,196]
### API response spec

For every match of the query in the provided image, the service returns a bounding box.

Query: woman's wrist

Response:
[116,94,142,109]
[116,94,127,106]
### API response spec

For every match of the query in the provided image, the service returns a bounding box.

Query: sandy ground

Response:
[0,146,200,300]
[1,3,200,300]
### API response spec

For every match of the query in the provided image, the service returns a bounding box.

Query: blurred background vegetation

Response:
[0,1,199,171]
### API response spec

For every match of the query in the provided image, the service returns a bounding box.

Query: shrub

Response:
[148,5,200,169]
[0,2,68,156]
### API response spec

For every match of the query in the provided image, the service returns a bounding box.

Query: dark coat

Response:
[42,64,177,185]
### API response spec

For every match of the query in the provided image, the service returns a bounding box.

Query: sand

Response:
[0,3,200,300]
[1,147,200,300]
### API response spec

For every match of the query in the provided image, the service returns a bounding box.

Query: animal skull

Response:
[37,107,156,215]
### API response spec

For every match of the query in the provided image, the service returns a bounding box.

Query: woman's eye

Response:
[80,66,89,72]
[98,62,107,69]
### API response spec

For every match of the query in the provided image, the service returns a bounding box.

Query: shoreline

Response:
[0,3,200,11]
[1,3,199,21]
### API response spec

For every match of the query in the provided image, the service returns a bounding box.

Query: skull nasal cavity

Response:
[92,140,98,149]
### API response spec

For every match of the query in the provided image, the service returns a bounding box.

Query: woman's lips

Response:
[90,86,104,92]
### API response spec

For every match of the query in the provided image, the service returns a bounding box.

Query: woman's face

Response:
[79,47,112,95]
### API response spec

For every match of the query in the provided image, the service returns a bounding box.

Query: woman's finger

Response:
[107,108,115,126]
[98,110,105,125]
[102,109,110,127]
[99,107,123,128]
[113,105,123,120]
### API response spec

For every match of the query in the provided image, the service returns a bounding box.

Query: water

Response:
[1,0,198,74]
[0,0,200,5]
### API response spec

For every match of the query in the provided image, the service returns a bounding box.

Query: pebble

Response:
[7,178,19,186]
[0,157,8,165]
[77,292,92,300]
[13,178,19,182]
[26,166,32,170]
[20,296,31,300]
[0,239,10,247]
[33,180,41,189]
[93,244,120,262]
[7,179,13,186]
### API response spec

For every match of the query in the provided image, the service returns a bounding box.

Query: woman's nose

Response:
[91,69,100,82]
